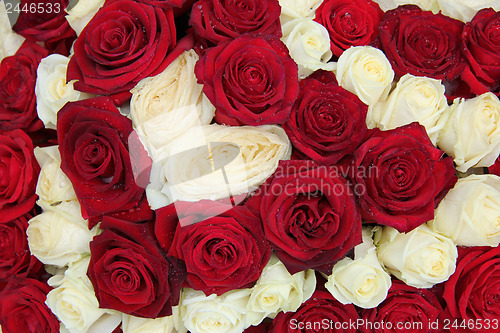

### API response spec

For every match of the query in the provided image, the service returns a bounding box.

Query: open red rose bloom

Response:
[0,0,500,332]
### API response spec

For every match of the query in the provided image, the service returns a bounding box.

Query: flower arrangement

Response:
[1,0,500,332]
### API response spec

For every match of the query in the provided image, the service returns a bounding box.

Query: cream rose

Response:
[146,124,291,209]
[35,54,91,129]
[325,228,391,309]
[180,289,251,333]
[281,18,336,79]
[436,0,500,22]
[374,225,457,288]
[438,92,500,172]
[336,46,394,108]
[0,4,24,61]
[372,0,440,12]
[130,49,215,155]
[66,0,105,36]
[27,201,100,267]
[428,174,500,247]
[34,146,77,205]
[278,0,324,23]
[369,74,449,144]
[46,257,120,333]
[246,255,315,325]
[122,307,186,333]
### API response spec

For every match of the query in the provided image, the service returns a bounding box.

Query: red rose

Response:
[359,280,445,333]
[87,216,186,318]
[66,0,185,103]
[57,97,152,225]
[489,156,500,176]
[0,41,48,132]
[314,0,383,58]
[247,160,362,274]
[0,129,40,223]
[350,122,457,232]
[195,34,299,126]
[461,8,500,96]
[0,277,59,333]
[165,200,271,296]
[12,0,76,56]
[190,0,282,45]
[0,212,44,280]
[377,5,465,82]
[442,246,500,332]
[269,290,360,333]
[283,72,368,164]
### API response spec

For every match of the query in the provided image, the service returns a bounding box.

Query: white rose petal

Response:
[336,46,394,111]
[66,0,105,36]
[436,0,500,22]
[369,74,449,144]
[278,0,324,23]
[130,49,215,156]
[438,92,500,172]
[35,54,91,129]
[146,124,291,209]
[34,146,77,205]
[122,307,186,333]
[372,0,440,12]
[27,201,100,267]
[246,255,316,325]
[281,18,336,79]
[181,289,251,333]
[374,225,457,288]
[429,174,500,247]
[0,3,25,61]
[45,257,118,333]
[325,228,391,309]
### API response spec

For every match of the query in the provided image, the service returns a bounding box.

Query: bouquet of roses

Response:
[1,0,500,332]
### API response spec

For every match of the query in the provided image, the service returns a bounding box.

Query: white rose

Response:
[325,228,391,309]
[428,174,500,247]
[436,0,500,22]
[130,49,215,155]
[438,92,500,172]
[281,18,336,79]
[146,124,291,209]
[66,0,105,36]
[46,257,120,333]
[35,54,91,129]
[0,3,24,61]
[246,255,316,325]
[372,0,440,12]
[369,74,449,144]
[374,225,457,288]
[122,307,186,333]
[336,46,394,108]
[34,146,77,205]
[278,0,324,23]
[180,289,251,333]
[27,201,100,267]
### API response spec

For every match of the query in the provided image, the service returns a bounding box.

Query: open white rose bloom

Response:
[0,3,24,61]
[65,0,106,36]
[278,0,324,23]
[336,46,394,110]
[325,228,391,309]
[375,225,458,288]
[130,49,215,156]
[429,174,500,247]
[35,54,91,129]
[436,0,500,22]
[146,124,291,209]
[369,74,449,144]
[438,92,500,172]
[246,255,316,325]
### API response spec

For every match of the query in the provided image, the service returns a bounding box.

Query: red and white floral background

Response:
[1,0,500,332]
